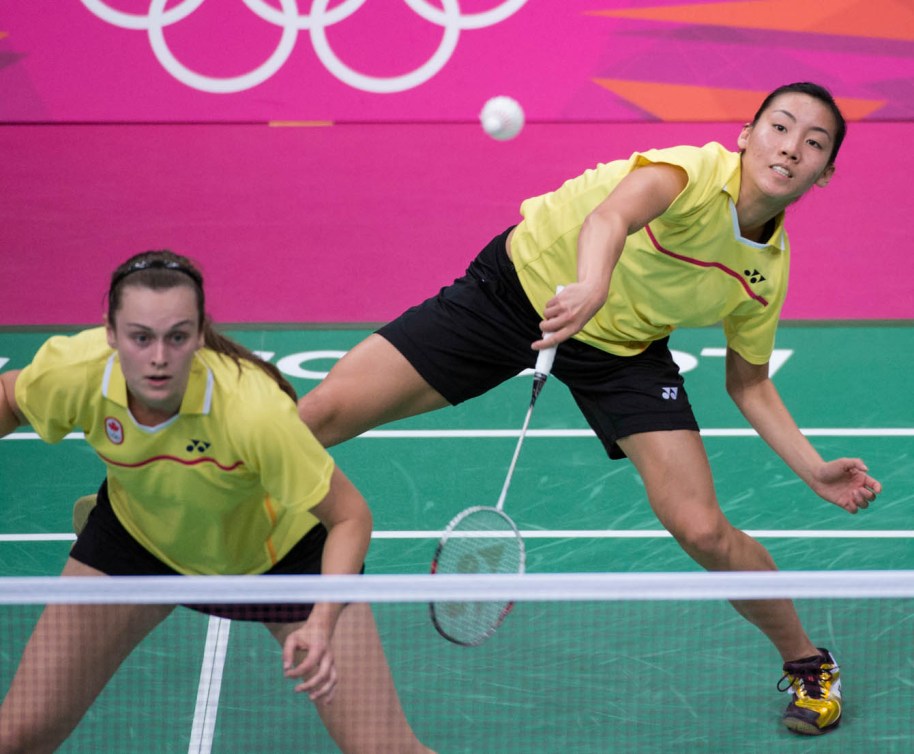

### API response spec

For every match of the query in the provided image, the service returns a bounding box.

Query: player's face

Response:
[106,285,204,424]
[737,92,837,205]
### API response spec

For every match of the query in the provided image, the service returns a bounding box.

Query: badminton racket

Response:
[429,300,562,646]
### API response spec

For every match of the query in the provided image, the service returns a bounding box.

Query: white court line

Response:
[3,530,914,543]
[363,428,914,438]
[373,530,914,539]
[8,429,906,541]
[188,616,231,754]
[3,428,914,441]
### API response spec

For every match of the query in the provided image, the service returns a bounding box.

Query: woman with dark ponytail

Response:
[0,250,435,754]
[299,82,879,737]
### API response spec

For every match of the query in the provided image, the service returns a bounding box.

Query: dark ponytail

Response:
[202,323,297,402]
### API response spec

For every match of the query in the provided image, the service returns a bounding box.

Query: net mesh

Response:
[1,571,912,753]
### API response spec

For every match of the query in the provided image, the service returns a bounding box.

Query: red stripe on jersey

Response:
[644,224,769,307]
[97,452,245,472]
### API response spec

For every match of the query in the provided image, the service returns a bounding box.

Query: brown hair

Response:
[107,250,298,402]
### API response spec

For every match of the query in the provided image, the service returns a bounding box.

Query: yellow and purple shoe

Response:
[778,648,842,735]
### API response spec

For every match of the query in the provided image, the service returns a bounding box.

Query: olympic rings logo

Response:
[80,0,528,94]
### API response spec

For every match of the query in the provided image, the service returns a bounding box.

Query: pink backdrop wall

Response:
[1,2,912,325]
[3,1,912,123]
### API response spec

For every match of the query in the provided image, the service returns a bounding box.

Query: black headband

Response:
[112,258,203,289]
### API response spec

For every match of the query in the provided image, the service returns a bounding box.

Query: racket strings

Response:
[435,509,523,575]
[430,507,525,646]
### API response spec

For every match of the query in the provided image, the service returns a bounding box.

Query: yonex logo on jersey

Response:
[187,439,211,453]
[662,387,679,400]
[745,269,766,284]
[105,417,124,445]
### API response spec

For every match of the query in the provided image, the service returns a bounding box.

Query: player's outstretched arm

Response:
[724,348,880,514]
[0,371,24,437]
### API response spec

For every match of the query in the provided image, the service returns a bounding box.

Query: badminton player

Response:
[298,82,881,736]
[0,251,435,754]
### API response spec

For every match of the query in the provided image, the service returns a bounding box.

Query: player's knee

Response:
[297,388,323,429]
[673,517,733,561]
[297,386,341,446]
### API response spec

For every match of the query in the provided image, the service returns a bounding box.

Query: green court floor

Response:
[1,324,912,753]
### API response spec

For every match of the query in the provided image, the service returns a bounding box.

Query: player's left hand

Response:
[282,623,338,703]
[811,458,881,514]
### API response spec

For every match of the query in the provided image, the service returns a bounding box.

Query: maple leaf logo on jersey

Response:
[105,417,124,445]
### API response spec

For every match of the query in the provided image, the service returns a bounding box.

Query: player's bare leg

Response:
[0,558,173,754]
[620,429,842,734]
[619,429,816,660]
[298,334,448,448]
[267,603,434,754]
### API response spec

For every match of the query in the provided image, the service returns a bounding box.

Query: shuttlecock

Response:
[480,96,524,141]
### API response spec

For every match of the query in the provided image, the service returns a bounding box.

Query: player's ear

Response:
[815,163,835,188]
[737,122,753,151]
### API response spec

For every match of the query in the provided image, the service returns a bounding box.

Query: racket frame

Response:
[429,505,526,647]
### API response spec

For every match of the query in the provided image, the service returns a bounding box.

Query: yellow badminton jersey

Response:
[15,327,334,575]
[511,142,789,364]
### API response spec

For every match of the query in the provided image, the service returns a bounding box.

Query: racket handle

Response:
[534,345,557,379]
[533,285,564,380]
[532,286,565,399]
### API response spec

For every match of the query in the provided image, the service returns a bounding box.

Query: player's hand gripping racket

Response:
[429,311,561,646]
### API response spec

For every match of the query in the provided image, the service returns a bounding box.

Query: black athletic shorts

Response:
[377,226,700,460]
[70,480,331,623]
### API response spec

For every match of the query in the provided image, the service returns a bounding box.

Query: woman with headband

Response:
[0,250,434,754]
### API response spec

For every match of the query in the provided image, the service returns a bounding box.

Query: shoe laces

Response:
[777,656,835,699]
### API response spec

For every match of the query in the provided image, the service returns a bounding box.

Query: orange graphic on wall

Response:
[593,80,886,121]
[588,0,914,42]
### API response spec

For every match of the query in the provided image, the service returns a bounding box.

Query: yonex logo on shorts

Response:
[662,387,679,400]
